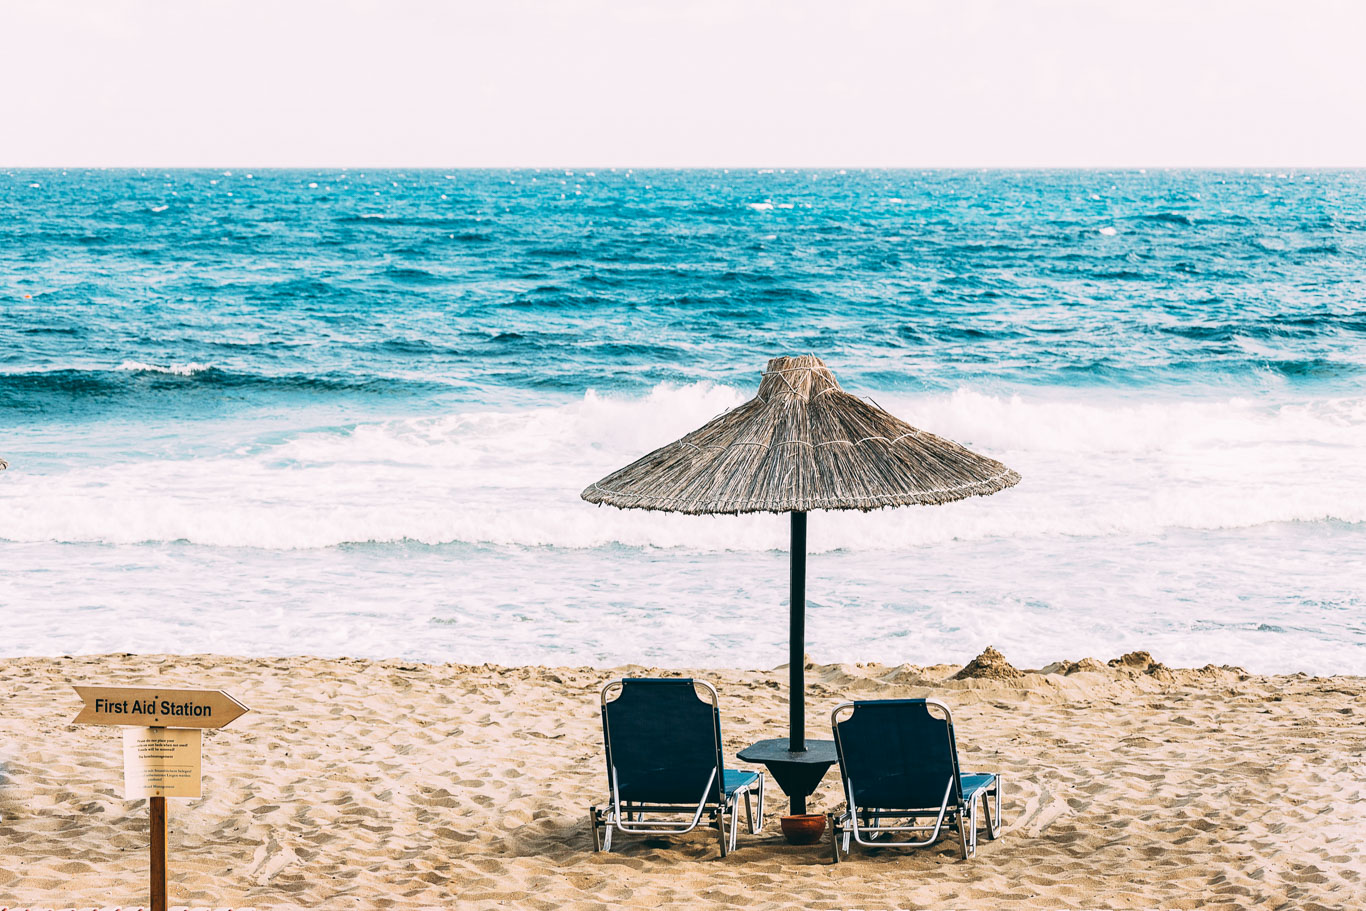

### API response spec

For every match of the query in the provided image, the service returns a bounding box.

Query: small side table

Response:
[737,738,838,815]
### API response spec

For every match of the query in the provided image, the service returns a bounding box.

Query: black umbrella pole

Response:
[789,511,807,755]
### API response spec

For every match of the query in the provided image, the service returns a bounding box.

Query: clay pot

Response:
[779,813,827,845]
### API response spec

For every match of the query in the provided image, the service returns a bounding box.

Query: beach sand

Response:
[0,652,1362,910]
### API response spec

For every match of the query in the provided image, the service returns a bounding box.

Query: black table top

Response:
[737,737,837,765]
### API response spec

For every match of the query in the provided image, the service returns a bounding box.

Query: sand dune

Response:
[1,652,1362,910]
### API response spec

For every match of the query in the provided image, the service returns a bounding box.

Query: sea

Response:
[2,169,1363,674]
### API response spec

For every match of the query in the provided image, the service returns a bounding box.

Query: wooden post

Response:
[150,794,167,911]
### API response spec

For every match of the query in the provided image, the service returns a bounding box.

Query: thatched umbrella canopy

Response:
[582,354,1019,808]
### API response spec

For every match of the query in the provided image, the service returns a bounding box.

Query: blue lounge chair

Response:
[590,678,765,856]
[829,697,1003,861]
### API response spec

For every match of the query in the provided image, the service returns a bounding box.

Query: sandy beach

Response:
[0,651,1361,910]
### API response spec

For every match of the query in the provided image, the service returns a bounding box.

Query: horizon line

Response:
[6,163,1366,172]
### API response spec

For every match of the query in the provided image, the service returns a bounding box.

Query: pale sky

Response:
[3,0,1365,167]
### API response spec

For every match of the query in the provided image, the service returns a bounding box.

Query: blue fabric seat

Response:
[959,773,997,801]
[590,678,766,856]
[722,769,761,796]
[829,698,1004,861]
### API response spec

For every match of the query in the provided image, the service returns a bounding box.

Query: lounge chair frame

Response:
[590,678,764,857]
[828,697,1003,862]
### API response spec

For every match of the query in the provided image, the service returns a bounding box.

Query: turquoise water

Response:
[2,169,1363,671]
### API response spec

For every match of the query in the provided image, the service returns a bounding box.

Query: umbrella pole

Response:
[789,511,807,756]
[788,511,808,816]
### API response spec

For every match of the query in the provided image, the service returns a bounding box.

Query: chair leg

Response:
[729,800,741,853]
[973,800,981,854]
[829,813,843,864]
[958,808,972,860]
[861,808,884,842]
[589,806,602,852]
[985,777,1004,839]
[716,806,730,857]
[743,775,764,834]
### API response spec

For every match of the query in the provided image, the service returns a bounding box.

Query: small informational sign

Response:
[123,727,203,799]
[73,685,249,729]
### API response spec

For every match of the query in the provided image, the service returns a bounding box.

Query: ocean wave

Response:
[380,266,445,285]
[2,383,1363,550]
[0,365,446,410]
[334,214,480,228]
[1132,211,1197,226]
[117,360,213,376]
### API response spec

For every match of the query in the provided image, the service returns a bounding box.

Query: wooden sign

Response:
[72,681,248,911]
[72,685,249,729]
[124,728,202,799]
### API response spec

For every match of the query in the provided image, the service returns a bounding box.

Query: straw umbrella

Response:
[582,354,1019,811]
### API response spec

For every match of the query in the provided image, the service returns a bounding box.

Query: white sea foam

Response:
[2,383,1363,672]
[115,360,212,376]
[0,523,1360,673]
[1,384,1363,552]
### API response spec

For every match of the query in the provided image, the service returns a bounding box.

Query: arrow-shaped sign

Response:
[72,685,249,729]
